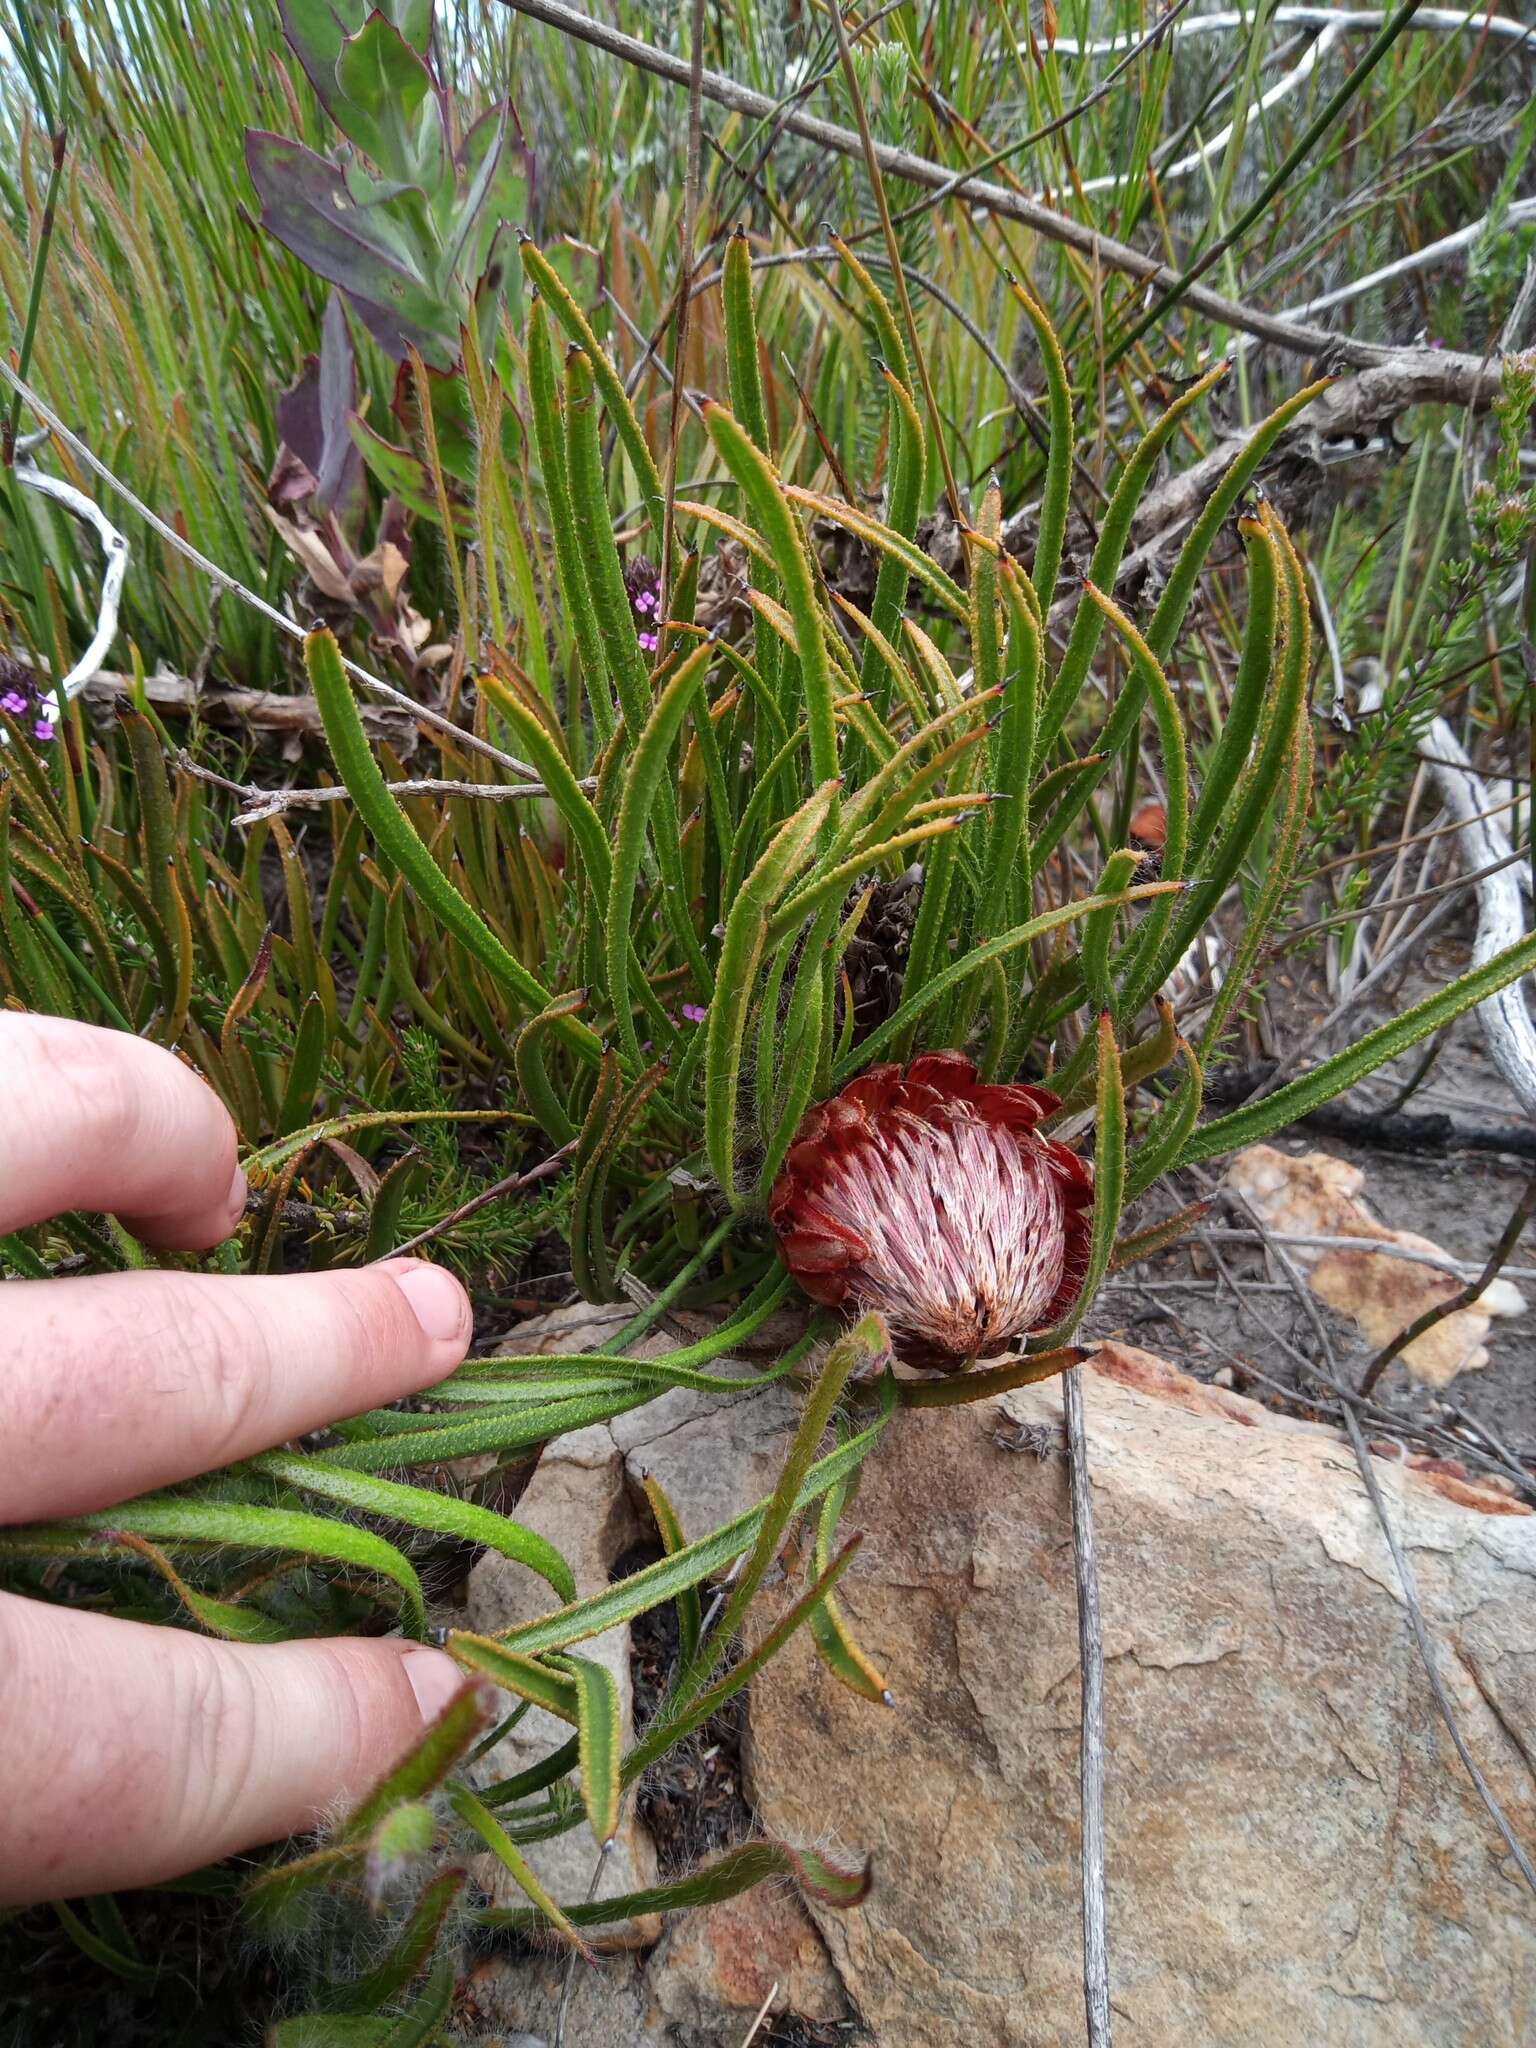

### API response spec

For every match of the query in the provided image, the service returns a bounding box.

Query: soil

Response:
[620,1541,756,1878]
[1106,928,1536,1489]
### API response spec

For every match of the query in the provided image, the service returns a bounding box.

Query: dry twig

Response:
[176,751,563,826]
[1063,1364,1112,2048]
[373,1141,579,1262]
[497,0,1508,392]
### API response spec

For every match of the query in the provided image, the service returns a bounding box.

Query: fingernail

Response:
[388,1259,470,1344]
[403,1647,463,1724]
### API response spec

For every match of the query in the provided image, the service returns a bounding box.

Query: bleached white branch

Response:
[1048,8,1534,59]
[1073,24,1340,198]
[1239,196,1536,337]
[3,465,128,745]
[1422,715,1536,1117]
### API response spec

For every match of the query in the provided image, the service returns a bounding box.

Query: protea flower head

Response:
[769,1052,1092,1372]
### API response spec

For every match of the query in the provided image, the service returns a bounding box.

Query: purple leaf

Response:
[316,293,365,525]
[245,130,458,366]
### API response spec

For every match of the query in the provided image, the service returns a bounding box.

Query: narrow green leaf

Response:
[447,1783,593,1954]
[494,1384,895,1660]
[705,782,838,1203]
[1005,276,1074,605]
[1126,1033,1204,1200]
[249,1451,577,1602]
[606,638,715,1065]
[1181,933,1536,1164]
[1038,360,1231,757]
[627,1538,865,1778]
[641,1472,700,1667]
[98,1528,288,1643]
[557,1651,622,1847]
[344,1682,493,1838]
[1044,1013,1123,1344]
[476,1836,871,1932]
[331,1870,463,2016]
[898,1344,1084,1407]
[304,629,598,1063]
[447,1634,580,1722]
[675,1314,890,1711]
[54,1900,156,1984]
[519,238,664,537]
[706,403,840,818]
[832,881,1179,1083]
[809,1480,890,1705]
[14,1499,429,1637]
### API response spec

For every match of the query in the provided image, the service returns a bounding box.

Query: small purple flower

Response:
[680,1002,707,1024]
[0,691,27,716]
[32,719,54,743]
[624,557,663,659]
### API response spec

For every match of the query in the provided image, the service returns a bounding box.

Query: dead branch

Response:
[373,1140,579,1263]
[73,665,412,743]
[1027,357,1516,616]
[1064,1364,1112,2048]
[175,750,561,825]
[1420,715,1536,1117]
[4,465,128,746]
[499,0,1507,395]
[0,358,547,787]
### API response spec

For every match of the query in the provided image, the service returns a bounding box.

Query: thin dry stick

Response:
[739,1982,781,2047]
[373,1140,579,1262]
[495,0,1507,392]
[176,751,560,824]
[1199,1224,1536,1284]
[1050,7,1535,56]
[1283,845,1530,944]
[0,359,547,787]
[877,0,1203,237]
[1183,1211,1535,1493]
[1358,1163,1536,1397]
[1241,892,1462,1104]
[1063,1364,1112,2048]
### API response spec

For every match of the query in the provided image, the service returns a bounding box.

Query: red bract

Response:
[769,1052,1092,1372]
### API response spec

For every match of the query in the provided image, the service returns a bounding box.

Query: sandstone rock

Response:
[745,1341,1536,2046]
[464,1305,1536,2046]
[647,1882,850,2038]
[1225,1144,1526,1386]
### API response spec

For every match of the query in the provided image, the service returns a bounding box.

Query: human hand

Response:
[0,1012,472,1905]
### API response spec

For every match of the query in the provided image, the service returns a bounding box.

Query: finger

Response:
[0,1012,244,1249]
[0,1591,468,1904]
[0,1260,473,1521]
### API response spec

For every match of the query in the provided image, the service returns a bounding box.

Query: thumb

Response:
[0,1590,465,1904]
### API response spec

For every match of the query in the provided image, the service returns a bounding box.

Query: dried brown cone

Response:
[841,867,923,1042]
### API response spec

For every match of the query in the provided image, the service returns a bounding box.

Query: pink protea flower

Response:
[769,1052,1092,1372]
